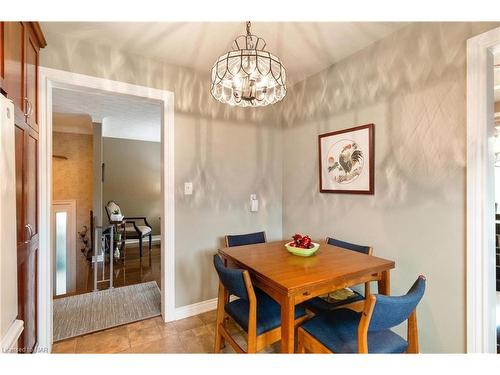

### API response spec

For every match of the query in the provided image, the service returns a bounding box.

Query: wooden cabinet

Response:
[15,122,39,353]
[0,23,4,89]
[3,22,25,113]
[1,21,45,353]
[1,22,45,131]
[24,26,41,131]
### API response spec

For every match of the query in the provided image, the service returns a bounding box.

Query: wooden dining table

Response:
[218,239,395,353]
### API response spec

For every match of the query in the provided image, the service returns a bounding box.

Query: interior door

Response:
[15,121,38,353]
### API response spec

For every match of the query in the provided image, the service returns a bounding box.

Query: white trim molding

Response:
[38,67,175,352]
[175,298,218,321]
[466,26,500,353]
[0,320,24,353]
[174,296,238,321]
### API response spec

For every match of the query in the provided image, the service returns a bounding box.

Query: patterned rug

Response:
[53,281,161,342]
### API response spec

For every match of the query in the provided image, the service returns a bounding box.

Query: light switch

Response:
[184,182,193,195]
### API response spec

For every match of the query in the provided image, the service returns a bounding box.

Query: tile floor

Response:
[51,310,281,354]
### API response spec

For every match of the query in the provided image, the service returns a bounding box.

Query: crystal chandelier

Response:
[210,21,287,107]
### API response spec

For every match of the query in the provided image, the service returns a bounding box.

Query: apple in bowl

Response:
[285,234,320,257]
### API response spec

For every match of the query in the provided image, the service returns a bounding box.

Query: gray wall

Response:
[102,137,162,234]
[281,22,499,353]
[40,35,283,307]
[175,114,282,304]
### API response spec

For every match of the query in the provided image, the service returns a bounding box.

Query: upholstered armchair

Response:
[105,200,152,257]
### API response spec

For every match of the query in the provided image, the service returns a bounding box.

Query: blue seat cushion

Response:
[302,290,365,313]
[301,308,408,353]
[225,289,307,335]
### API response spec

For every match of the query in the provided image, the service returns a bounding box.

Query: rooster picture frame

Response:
[318,123,374,194]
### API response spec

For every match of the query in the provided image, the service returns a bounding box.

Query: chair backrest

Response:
[368,276,426,332]
[213,254,249,300]
[225,231,266,247]
[326,237,371,255]
[105,201,122,221]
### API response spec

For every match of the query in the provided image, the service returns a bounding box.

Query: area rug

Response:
[53,281,161,341]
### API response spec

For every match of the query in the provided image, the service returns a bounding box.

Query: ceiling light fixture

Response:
[210,21,287,107]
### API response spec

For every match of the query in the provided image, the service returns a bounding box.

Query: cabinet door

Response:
[3,22,25,113]
[1,22,4,84]
[15,122,38,353]
[24,26,39,131]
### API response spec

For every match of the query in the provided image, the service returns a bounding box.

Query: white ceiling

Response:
[40,22,407,84]
[53,112,93,134]
[52,88,161,142]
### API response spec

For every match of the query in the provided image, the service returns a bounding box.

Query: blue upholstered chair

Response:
[302,237,373,313]
[297,275,426,354]
[225,231,266,247]
[213,254,308,353]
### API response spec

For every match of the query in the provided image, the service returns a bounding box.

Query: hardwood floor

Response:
[96,242,161,291]
[51,310,281,354]
[58,242,161,297]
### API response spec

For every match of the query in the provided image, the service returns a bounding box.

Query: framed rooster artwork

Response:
[318,123,374,194]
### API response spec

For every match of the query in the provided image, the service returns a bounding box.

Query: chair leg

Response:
[214,283,227,353]
[297,329,306,354]
[407,310,419,353]
[139,236,143,257]
[149,233,152,251]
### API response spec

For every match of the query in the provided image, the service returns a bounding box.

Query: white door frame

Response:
[466,26,500,353]
[51,199,77,296]
[38,67,175,352]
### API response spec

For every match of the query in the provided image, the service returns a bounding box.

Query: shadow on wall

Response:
[280,22,500,353]
[41,32,285,307]
[280,22,499,209]
[41,33,283,125]
[176,113,283,212]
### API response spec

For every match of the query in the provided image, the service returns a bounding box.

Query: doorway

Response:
[466,26,500,353]
[38,67,175,351]
[51,86,163,296]
[494,55,500,353]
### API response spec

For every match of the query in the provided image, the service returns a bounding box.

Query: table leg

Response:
[280,296,295,353]
[378,270,391,295]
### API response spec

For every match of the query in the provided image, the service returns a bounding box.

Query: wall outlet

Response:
[250,194,258,212]
[184,182,193,195]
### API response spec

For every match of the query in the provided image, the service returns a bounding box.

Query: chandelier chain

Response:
[245,21,253,49]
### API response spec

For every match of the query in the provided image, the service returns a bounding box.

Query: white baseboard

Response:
[174,296,239,321]
[174,298,217,320]
[1,319,23,353]
[124,234,161,245]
